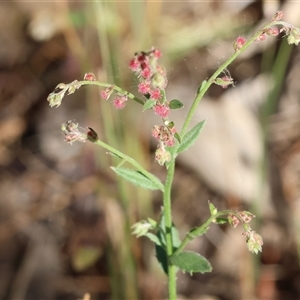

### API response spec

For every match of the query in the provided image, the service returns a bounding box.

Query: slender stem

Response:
[80,80,145,105]
[173,211,230,256]
[180,20,280,136]
[163,159,177,299]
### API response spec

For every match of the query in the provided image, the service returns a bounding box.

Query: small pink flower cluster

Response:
[129,48,177,165]
[61,121,87,144]
[228,211,255,228]
[228,211,263,254]
[100,86,128,109]
[214,75,235,89]
[242,227,263,254]
[233,36,246,52]
[152,124,176,148]
[129,48,170,119]
[83,71,129,110]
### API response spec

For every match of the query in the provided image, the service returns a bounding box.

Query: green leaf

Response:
[143,99,156,111]
[111,167,164,191]
[208,201,218,216]
[214,217,228,224]
[155,235,168,274]
[145,232,162,246]
[197,80,208,94]
[169,99,184,109]
[170,251,212,274]
[177,120,206,154]
[174,132,181,143]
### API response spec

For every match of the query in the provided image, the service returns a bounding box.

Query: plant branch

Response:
[180,20,283,136]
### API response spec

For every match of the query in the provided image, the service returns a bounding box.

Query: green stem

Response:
[80,80,145,105]
[180,20,281,136]
[174,211,230,256]
[163,159,177,299]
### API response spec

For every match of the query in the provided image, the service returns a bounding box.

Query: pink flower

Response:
[152,48,162,58]
[100,86,113,100]
[113,95,128,109]
[214,76,234,89]
[153,103,170,118]
[266,27,280,37]
[129,58,140,71]
[138,82,151,94]
[141,67,152,79]
[233,36,246,51]
[255,33,266,42]
[150,88,161,100]
[151,125,161,140]
[272,11,284,21]
[84,73,96,81]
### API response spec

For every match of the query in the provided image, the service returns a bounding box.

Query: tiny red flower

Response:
[84,73,96,81]
[233,36,246,51]
[141,67,152,79]
[129,58,140,71]
[151,125,161,140]
[153,103,170,118]
[272,11,284,21]
[266,27,280,36]
[153,48,162,58]
[138,82,151,94]
[255,33,266,42]
[137,54,146,62]
[113,95,128,109]
[150,88,161,100]
[100,86,113,100]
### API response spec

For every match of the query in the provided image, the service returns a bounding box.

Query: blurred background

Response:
[1,0,300,299]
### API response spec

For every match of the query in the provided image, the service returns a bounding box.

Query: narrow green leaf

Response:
[214,217,228,224]
[169,99,184,109]
[177,120,206,153]
[174,132,181,143]
[111,167,164,191]
[170,251,212,274]
[197,80,208,94]
[208,201,218,216]
[143,99,156,111]
[145,232,162,246]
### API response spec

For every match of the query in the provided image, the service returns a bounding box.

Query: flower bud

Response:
[61,121,87,144]
[84,73,96,81]
[214,76,234,89]
[272,11,284,21]
[266,27,279,36]
[255,33,266,42]
[228,214,240,228]
[233,36,246,51]
[245,231,263,254]
[155,146,171,165]
[287,27,300,46]
[131,220,152,237]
